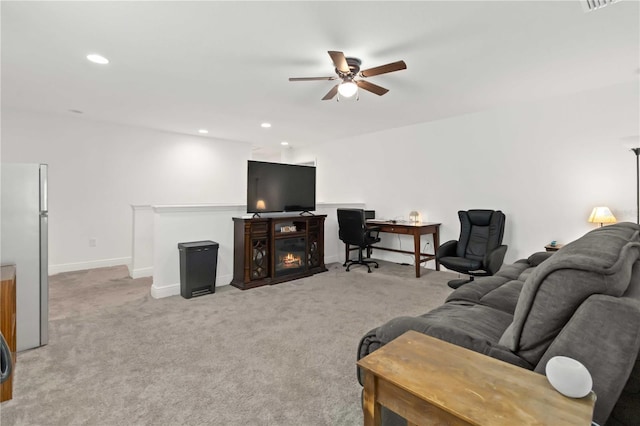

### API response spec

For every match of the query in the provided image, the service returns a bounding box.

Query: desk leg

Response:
[433,228,440,271]
[414,231,421,278]
[362,372,381,426]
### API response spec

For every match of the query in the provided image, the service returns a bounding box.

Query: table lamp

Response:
[588,206,616,227]
[409,211,421,223]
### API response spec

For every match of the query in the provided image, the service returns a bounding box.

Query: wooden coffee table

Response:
[357,331,596,425]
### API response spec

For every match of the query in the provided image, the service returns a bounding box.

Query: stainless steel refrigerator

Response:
[1,163,48,351]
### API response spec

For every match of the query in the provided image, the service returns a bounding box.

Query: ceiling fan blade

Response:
[321,84,339,100]
[328,51,350,73]
[356,80,389,96]
[289,76,337,81]
[359,60,407,78]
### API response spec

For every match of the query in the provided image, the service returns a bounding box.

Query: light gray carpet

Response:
[0,261,456,425]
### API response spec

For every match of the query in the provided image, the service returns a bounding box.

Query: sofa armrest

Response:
[534,294,640,426]
[436,240,458,261]
[357,328,382,385]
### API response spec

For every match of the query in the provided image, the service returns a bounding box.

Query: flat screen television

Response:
[247,160,316,214]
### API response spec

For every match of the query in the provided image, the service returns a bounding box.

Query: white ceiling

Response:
[2,1,639,154]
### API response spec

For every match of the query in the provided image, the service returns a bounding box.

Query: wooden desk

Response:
[361,221,440,278]
[357,331,596,426]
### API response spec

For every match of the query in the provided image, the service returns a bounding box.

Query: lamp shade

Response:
[256,199,266,210]
[588,206,617,225]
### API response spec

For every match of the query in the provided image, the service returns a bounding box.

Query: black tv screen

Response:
[247,161,316,214]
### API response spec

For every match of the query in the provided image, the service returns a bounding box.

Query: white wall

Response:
[3,81,638,276]
[291,82,640,265]
[2,109,250,274]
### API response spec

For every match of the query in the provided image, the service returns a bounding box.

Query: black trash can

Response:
[178,240,219,299]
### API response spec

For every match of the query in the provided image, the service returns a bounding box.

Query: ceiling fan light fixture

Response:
[337,80,358,98]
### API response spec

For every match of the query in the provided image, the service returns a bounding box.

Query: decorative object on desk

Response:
[409,211,420,224]
[550,240,557,247]
[588,206,616,227]
[545,356,593,398]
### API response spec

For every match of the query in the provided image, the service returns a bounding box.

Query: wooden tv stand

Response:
[230,215,327,290]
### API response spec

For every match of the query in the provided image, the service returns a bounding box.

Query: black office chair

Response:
[337,208,381,273]
[436,209,507,289]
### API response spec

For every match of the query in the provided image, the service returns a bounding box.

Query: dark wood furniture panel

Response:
[231,215,327,290]
[1,265,17,402]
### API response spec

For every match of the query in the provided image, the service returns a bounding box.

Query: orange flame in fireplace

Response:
[282,253,301,267]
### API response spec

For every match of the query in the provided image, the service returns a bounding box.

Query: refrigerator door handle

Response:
[39,164,48,213]
[40,164,49,346]
[40,212,49,346]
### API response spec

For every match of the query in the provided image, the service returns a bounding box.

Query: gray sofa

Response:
[357,222,640,425]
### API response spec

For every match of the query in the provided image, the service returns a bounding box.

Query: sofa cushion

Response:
[437,256,482,272]
[447,253,545,314]
[376,302,532,369]
[499,222,640,366]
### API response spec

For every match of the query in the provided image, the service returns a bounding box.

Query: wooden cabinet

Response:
[1,265,16,402]
[231,215,327,290]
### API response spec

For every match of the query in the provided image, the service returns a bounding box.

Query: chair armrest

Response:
[366,226,381,239]
[484,245,507,275]
[436,240,458,260]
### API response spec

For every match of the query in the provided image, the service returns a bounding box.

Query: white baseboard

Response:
[151,273,233,299]
[49,257,132,275]
[150,282,180,299]
[325,254,340,265]
[130,266,153,279]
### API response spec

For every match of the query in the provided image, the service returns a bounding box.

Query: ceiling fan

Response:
[289,51,407,101]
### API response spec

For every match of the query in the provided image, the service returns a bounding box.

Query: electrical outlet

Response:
[89,238,97,247]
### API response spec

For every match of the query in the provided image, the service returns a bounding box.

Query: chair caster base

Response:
[448,277,475,289]
[344,259,379,273]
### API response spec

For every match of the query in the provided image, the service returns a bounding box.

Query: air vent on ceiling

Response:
[582,0,619,12]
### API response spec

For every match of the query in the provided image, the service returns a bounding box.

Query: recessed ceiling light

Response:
[281,141,289,146]
[87,54,109,65]
[198,129,209,134]
[261,122,271,128]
